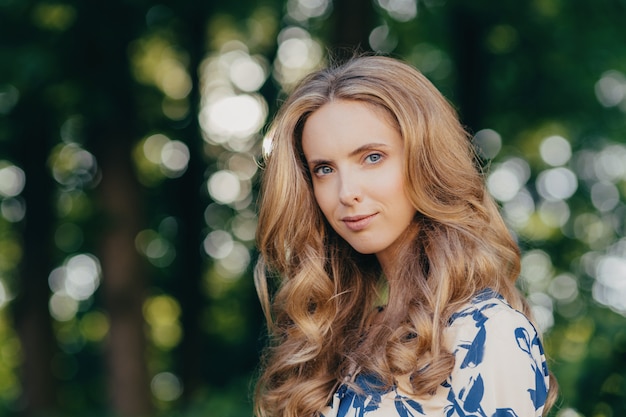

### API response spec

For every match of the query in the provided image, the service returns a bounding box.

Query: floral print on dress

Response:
[320,290,550,417]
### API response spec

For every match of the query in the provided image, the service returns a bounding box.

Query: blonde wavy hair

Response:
[254,55,557,417]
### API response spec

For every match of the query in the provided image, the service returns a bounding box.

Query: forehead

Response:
[301,100,402,157]
[303,99,398,134]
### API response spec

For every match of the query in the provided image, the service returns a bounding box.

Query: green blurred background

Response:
[1,0,626,416]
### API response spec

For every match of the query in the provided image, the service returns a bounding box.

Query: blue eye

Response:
[314,165,333,176]
[365,153,382,163]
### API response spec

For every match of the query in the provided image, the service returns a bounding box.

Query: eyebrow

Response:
[306,142,391,167]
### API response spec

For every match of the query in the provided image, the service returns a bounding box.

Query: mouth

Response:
[341,213,377,231]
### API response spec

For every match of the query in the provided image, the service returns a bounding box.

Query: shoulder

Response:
[442,290,550,416]
[447,289,536,335]
[444,289,546,368]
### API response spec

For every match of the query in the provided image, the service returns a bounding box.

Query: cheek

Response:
[377,167,406,199]
[313,186,334,219]
[383,174,415,214]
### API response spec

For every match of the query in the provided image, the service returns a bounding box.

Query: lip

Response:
[341,213,377,231]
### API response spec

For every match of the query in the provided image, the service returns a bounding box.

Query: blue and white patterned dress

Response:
[320,290,550,417]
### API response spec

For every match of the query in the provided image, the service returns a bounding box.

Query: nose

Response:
[338,172,362,205]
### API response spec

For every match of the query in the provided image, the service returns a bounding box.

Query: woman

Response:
[254,55,557,417]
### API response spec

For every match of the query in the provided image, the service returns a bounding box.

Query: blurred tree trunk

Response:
[331,0,375,52]
[12,100,57,415]
[97,139,152,416]
[76,2,153,415]
[447,1,491,131]
[170,1,211,397]
[4,5,59,414]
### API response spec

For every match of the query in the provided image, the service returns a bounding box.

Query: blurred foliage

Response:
[1,0,626,416]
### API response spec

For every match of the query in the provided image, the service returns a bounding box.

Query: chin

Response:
[346,243,379,255]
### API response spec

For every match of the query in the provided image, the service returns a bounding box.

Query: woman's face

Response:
[301,100,417,272]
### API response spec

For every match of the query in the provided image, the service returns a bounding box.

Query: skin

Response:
[301,99,417,275]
